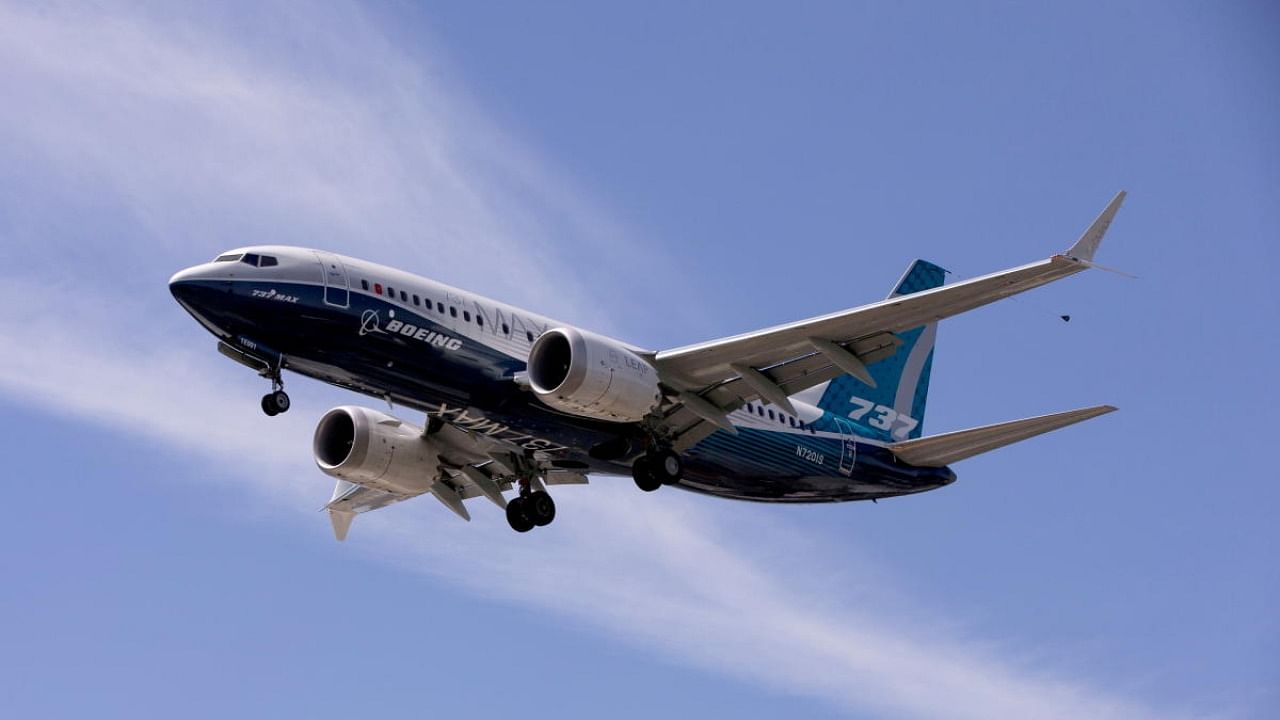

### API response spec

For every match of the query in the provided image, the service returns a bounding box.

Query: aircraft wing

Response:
[324,415,586,540]
[324,480,417,541]
[652,192,1126,448]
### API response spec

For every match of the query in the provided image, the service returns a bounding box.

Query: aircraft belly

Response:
[677,430,955,502]
[671,467,948,503]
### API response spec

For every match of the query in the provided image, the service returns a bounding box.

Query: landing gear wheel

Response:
[271,390,290,413]
[650,449,683,485]
[261,390,290,416]
[525,490,556,527]
[632,457,662,492]
[506,497,535,533]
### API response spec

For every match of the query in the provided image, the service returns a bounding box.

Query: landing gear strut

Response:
[260,371,290,417]
[506,472,556,533]
[633,447,683,492]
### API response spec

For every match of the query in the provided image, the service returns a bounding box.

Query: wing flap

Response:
[887,405,1117,467]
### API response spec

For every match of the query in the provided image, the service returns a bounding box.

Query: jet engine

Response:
[313,406,439,495]
[526,327,663,423]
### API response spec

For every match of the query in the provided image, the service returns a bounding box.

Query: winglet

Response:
[1066,191,1126,262]
[329,509,355,542]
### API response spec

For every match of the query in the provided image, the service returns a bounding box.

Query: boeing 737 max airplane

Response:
[169,192,1126,539]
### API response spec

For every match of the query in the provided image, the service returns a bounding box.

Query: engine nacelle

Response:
[313,406,438,495]
[526,327,662,423]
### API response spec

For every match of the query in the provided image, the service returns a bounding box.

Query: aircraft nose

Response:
[168,263,230,307]
[168,265,205,302]
[169,264,201,286]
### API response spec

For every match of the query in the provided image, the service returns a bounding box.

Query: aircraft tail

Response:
[810,259,946,441]
[888,405,1117,467]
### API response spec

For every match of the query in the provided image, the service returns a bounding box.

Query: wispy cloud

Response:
[0,288,1174,719]
[0,1,686,337]
[0,3,1180,718]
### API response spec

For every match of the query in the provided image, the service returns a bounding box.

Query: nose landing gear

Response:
[215,339,292,417]
[261,389,291,416]
[260,370,291,417]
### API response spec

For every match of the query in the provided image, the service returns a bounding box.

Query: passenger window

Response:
[476,315,484,327]
[400,291,407,302]
[437,302,445,313]
[463,311,471,322]
[258,255,278,267]
[413,295,420,306]
[789,417,797,427]
[387,286,394,298]
[361,279,370,291]
[756,406,764,417]
[526,331,534,342]
[241,253,260,266]
[502,323,510,335]
[374,283,383,295]
[450,307,457,318]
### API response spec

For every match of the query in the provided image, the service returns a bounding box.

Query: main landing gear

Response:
[632,448,683,492]
[505,476,556,533]
[260,371,291,417]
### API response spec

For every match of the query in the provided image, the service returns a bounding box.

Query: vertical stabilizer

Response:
[810,259,945,440]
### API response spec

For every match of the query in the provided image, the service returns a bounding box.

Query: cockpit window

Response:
[215,252,277,266]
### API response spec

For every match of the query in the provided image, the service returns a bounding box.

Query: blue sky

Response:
[0,2,1276,718]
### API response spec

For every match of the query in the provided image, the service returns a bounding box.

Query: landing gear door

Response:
[832,417,858,477]
[316,252,349,308]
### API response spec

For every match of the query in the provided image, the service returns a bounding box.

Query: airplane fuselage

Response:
[170,246,956,504]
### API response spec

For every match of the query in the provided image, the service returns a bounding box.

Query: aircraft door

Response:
[832,417,858,476]
[316,252,350,308]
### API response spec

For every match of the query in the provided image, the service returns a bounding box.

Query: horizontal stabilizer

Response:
[888,405,1117,467]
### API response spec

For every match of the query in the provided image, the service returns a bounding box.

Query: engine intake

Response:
[313,406,438,495]
[527,327,662,423]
